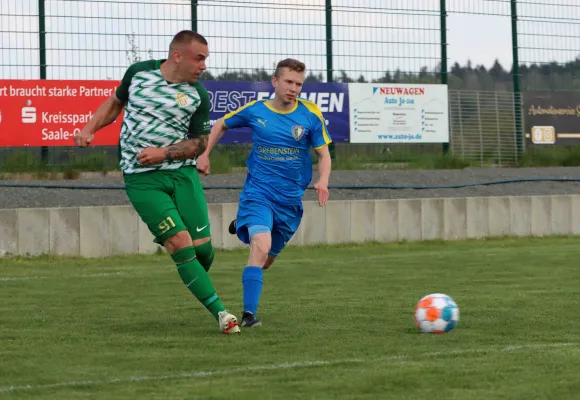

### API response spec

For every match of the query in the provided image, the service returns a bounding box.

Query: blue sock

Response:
[242,266,263,315]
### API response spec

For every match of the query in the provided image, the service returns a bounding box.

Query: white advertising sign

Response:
[348,83,449,143]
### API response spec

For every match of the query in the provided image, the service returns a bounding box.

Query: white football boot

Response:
[218,311,241,334]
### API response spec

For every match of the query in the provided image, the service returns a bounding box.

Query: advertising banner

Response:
[524,91,580,145]
[207,81,349,143]
[0,80,121,147]
[348,83,449,144]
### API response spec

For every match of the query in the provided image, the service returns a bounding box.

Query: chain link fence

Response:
[1,0,578,172]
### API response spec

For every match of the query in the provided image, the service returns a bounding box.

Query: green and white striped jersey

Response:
[115,59,211,174]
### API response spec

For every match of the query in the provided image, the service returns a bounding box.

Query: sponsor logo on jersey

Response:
[176,92,189,107]
[291,125,305,141]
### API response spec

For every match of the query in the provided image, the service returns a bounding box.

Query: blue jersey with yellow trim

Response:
[223,98,331,205]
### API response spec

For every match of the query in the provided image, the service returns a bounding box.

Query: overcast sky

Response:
[1,0,579,81]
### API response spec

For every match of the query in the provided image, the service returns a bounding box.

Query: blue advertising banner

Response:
[204,81,350,143]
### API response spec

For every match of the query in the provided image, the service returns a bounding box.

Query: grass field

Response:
[1,237,580,399]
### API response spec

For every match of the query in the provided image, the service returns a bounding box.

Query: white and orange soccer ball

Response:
[414,293,460,334]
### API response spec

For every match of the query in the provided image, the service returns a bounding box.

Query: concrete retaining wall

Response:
[1,194,579,258]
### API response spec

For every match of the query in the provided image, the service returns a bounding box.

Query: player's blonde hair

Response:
[274,58,306,78]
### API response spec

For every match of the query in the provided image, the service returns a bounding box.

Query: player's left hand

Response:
[137,147,166,165]
[314,181,329,206]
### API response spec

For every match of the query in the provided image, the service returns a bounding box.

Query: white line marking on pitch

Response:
[0,342,575,394]
[0,272,126,282]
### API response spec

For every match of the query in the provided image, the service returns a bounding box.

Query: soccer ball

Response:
[414,293,460,334]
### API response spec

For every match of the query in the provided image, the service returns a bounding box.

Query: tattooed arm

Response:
[136,135,209,166]
[164,135,209,161]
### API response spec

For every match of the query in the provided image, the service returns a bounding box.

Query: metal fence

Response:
[449,90,520,167]
[1,0,579,172]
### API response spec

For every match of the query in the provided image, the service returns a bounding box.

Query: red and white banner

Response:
[0,80,122,147]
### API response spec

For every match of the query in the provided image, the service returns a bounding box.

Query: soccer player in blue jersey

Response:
[196,58,332,327]
[226,150,313,270]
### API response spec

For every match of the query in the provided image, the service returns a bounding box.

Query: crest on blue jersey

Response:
[291,125,305,141]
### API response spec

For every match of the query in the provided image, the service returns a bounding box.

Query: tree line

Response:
[199,59,580,91]
[125,35,580,91]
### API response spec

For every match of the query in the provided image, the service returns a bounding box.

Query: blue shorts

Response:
[236,198,303,257]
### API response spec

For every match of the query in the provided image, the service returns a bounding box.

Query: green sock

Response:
[195,240,215,272]
[171,246,225,320]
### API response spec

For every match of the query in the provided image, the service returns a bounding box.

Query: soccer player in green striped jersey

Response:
[75,30,240,335]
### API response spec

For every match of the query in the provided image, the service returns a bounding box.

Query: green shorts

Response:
[123,166,210,245]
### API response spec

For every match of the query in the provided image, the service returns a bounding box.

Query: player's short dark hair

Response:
[274,58,306,78]
[169,30,208,51]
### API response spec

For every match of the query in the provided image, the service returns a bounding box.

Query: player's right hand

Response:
[314,181,329,207]
[74,128,94,148]
[196,154,211,175]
